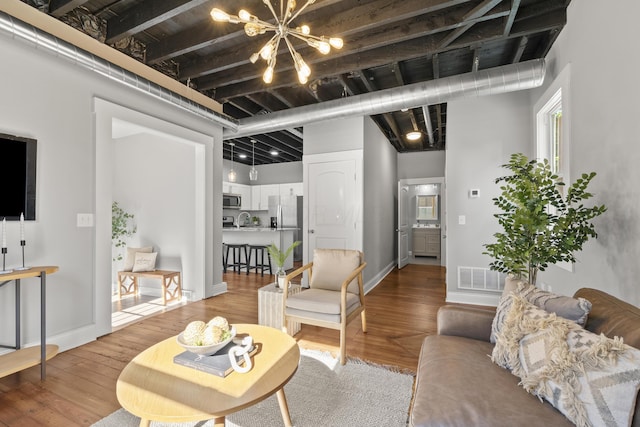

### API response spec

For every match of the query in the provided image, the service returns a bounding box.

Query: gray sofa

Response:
[409,288,640,427]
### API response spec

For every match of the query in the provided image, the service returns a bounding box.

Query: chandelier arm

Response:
[285,0,316,26]
[262,0,280,22]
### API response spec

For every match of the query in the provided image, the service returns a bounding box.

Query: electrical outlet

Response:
[458,215,466,225]
[77,213,94,227]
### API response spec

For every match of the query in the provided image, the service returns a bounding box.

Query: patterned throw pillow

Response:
[492,295,640,427]
[490,282,592,343]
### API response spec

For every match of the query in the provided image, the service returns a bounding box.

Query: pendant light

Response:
[228,142,237,183]
[249,139,258,181]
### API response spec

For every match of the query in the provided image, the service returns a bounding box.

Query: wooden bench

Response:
[117,270,182,305]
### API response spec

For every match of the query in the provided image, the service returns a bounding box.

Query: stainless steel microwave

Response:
[223,193,241,209]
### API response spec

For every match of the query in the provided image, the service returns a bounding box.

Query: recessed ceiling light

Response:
[406,131,422,141]
[238,153,247,159]
[270,150,279,156]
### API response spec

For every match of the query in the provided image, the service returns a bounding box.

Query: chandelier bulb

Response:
[260,43,273,60]
[210,8,230,22]
[250,52,260,63]
[263,66,274,84]
[317,41,330,54]
[329,37,344,49]
[239,9,251,21]
[297,71,308,84]
[300,25,310,35]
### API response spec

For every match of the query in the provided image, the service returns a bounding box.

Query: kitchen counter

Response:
[223,227,299,232]
[222,228,297,270]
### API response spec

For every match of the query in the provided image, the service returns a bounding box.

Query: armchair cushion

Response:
[286,289,361,323]
[310,249,362,293]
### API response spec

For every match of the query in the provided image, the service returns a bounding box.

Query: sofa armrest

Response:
[437,305,496,342]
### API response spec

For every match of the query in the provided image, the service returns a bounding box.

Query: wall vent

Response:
[458,266,506,292]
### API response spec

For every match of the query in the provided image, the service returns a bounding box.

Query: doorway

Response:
[397,177,446,269]
[94,98,210,336]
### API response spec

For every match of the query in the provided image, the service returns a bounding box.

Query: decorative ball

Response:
[208,316,229,332]
[203,325,224,345]
[183,320,206,345]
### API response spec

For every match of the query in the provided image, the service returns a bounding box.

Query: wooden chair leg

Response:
[361,309,367,333]
[340,324,346,365]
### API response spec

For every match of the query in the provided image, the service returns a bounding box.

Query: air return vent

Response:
[458,267,506,292]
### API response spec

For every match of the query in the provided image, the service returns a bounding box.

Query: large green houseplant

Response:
[483,153,606,285]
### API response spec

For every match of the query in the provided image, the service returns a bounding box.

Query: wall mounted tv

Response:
[0,133,37,221]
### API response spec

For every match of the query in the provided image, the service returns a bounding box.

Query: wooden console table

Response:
[0,266,59,380]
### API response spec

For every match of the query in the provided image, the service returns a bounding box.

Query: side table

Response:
[258,283,301,336]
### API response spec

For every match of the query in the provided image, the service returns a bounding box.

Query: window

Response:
[535,64,570,182]
[534,64,571,272]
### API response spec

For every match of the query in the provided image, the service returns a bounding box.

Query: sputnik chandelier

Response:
[210,0,344,84]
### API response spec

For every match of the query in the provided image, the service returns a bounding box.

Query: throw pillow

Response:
[123,246,153,271]
[132,252,157,272]
[492,295,640,427]
[490,281,592,343]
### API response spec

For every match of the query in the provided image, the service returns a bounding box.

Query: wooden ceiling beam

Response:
[48,0,89,17]
[105,0,210,44]
[503,0,522,36]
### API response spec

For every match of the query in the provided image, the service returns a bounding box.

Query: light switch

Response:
[458,215,466,225]
[77,213,94,227]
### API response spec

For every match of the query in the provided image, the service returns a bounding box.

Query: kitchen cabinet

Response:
[260,184,280,210]
[251,185,261,210]
[413,228,440,258]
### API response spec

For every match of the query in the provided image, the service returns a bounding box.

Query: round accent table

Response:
[116,324,300,427]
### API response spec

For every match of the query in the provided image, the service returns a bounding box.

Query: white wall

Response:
[397,151,446,179]
[0,28,223,351]
[113,133,197,294]
[363,117,397,284]
[528,0,640,305]
[304,117,364,154]
[445,91,531,305]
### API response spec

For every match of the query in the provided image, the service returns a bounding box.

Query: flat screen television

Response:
[0,133,37,221]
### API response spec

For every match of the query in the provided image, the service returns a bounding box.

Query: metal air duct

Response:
[0,11,238,131]
[224,58,546,139]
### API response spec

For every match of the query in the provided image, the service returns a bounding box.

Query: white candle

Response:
[20,212,25,241]
[1,217,5,248]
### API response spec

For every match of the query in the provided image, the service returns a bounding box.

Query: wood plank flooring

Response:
[0,264,447,427]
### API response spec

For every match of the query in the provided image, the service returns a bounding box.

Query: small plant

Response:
[483,153,606,285]
[267,241,301,270]
[112,201,136,261]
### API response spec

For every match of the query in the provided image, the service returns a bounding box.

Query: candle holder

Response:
[15,240,29,271]
[0,247,12,275]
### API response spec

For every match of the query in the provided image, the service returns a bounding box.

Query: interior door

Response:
[397,184,410,269]
[307,159,359,253]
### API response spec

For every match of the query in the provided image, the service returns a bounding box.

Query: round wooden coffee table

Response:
[116,324,300,427]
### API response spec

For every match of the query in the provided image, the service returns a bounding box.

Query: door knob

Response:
[309,229,315,234]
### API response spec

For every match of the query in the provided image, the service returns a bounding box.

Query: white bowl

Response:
[176,326,236,356]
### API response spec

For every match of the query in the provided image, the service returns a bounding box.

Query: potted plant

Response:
[483,153,606,285]
[266,241,301,289]
[112,201,136,262]
[251,216,260,226]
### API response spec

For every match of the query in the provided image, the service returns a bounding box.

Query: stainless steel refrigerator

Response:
[268,194,303,261]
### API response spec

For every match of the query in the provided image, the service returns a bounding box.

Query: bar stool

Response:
[246,244,273,277]
[224,243,248,273]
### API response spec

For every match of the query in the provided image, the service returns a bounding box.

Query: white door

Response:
[304,151,363,270]
[397,184,410,269]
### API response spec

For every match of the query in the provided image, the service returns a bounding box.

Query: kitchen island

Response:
[222,227,298,271]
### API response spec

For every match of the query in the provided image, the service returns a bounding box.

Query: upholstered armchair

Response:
[282,249,367,365]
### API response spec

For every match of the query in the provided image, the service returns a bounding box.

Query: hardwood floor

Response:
[0,264,447,426]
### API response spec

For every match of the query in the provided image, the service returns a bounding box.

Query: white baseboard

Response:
[210,281,227,296]
[446,290,500,307]
[364,260,396,294]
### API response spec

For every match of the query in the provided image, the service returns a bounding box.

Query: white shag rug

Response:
[92,349,415,427]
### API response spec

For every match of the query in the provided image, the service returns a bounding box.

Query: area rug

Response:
[92,349,415,427]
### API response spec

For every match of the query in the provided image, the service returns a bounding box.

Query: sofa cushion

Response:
[491,282,592,343]
[492,295,640,427]
[410,335,575,427]
[310,249,362,293]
